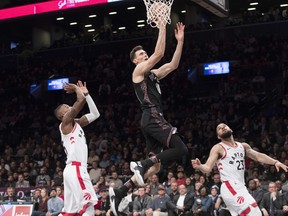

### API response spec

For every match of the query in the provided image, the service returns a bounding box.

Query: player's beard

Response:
[220,130,233,139]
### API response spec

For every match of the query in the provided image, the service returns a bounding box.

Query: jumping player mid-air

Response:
[109,21,188,216]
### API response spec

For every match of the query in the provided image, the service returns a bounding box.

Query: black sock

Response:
[141,155,159,169]
[120,179,136,195]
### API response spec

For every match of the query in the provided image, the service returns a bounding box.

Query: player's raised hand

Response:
[191,158,201,169]
[77,80,89,96]
[63,83,77,94]
[175,22,185,42]
[275,161,288,172]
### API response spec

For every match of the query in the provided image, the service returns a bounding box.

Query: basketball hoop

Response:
[143,0,174,28]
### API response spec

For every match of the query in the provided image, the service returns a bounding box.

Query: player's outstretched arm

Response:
[133,22,166,79]
[153,22,185,80]
[76,80,100,127]
[244,143,288,172]
[62,83,86,133]
[191,144,221,174]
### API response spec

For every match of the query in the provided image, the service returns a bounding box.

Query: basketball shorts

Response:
[221,180,258,216]
[141,110,177,156]
[61,162,98,215]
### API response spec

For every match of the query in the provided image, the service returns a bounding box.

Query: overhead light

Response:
[113,31,117,34]
[70,22,77,25]
[109,12,117,15]
[137,24,145,27]
[89,14,97,18]
[249,2,258,5]
[85,24,92,28]
[181,10,186,13]
[127,6,135,10]
[56,17,64,20]
[88,29,95,32]
[137,20,145,23]
[261,13,265,15]
[247,7,256,10]
[280,4,288,7]
[118,27,126,30]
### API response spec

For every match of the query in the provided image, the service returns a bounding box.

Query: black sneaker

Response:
[109,187,125,216]
[130,161,146,186]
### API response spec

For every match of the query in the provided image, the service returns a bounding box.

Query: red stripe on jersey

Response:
[224,181,237,196]
[72,123,77,133]
[251,202,258,207]
[78,203,88,216]
[60,212,79,216]
[72,161,86,190]
[239,206,251,216]
[219,144,227,159]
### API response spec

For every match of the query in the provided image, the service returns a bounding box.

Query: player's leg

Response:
[109,176,137,216]
[82,204,95,216]
[131,132,188,186]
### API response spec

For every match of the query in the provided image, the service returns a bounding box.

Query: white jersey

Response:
[60,122,88,164]
[217,141,246,185]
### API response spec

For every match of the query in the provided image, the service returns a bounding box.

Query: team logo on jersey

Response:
[83,192,91,200]
[237,196,244,204]
[70,136,75,144]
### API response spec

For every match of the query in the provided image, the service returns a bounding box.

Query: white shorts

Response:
[221,180,258,216]
[62,162,98,215]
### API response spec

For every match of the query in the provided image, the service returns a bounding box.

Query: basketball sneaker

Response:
[130,161,146,186]
[109,187,126,216]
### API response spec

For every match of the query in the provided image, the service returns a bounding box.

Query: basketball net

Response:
[143,0,174,28]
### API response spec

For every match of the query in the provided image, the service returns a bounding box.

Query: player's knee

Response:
[170,135,188,155]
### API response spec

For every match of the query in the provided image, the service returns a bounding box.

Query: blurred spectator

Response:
[260,181,285,216]
[4,174,16,188]
[3,186,18,202]
[133,186,152,216]
[166,184,194,216]
[15,173,30,188]
[89,160,101,184]
[192,186,213,216]
[94,188,111,216]
[109,171,123,189]
[35,167,51,187]
[51,168,63,187]
[46,188,64,216]
[88,150,100,165]
[55,186,64,200]
[145,185,170,216]
[247,178,264,205]
[31,188,49,216]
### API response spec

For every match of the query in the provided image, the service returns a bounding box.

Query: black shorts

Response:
[141,109,177,156]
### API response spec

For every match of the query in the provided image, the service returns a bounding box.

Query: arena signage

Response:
[0,0,122,21]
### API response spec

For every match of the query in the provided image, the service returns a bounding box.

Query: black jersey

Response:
[133,72,163,112]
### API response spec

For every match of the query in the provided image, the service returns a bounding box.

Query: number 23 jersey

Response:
[217,142,246,184]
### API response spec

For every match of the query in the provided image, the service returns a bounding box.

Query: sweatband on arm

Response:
[85,94,100,123]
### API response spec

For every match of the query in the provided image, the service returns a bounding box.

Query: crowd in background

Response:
[0,13,288,215]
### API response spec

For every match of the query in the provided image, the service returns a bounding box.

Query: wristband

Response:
[274,160,279,166]
[84,92,89,96]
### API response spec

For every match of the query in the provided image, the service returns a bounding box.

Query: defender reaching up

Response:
[55,81,100,216]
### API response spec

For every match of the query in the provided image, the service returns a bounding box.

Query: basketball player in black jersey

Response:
[109,22,188,216]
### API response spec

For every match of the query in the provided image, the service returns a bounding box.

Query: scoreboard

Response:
[191,0,229,17]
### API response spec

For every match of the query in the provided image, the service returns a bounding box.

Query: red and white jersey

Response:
[60,122,88,165]
[217,142,246,185]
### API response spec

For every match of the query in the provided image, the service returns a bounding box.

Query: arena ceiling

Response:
[0,0,286,42]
